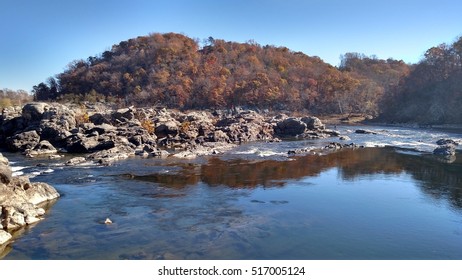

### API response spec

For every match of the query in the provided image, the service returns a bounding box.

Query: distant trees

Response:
[379,36,462,124]
[31,32,462,123]
[339,52,410,116]
[0,88,32,109]
[33,32,371,114]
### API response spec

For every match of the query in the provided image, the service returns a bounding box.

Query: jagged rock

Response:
[355,129,377,135]
[1,154,60,235]
[275,118,307,136]
[65,156,87,166]
[0,153,9,166]
[339,136,351,141]
[112,108,135,123]
[8,177,60,205]
[436,139,458,146]
[22,102,48,122]
[301,116,325,130]
[89,113,111,125]
[6,130,41,152]
[88,124,117,135]
[155,120,179,138]
[0,230,12,245]
[0,164,12,185]
[39,121,73,144]
[66,135,116,153]
[433,144,456,156]
[212,130,230,142]
[26,140,58,157]
[87,146,134,165]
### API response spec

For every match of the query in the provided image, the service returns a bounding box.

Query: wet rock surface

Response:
[0,153,60,245]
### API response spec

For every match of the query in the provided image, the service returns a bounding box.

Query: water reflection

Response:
[131,147,462,208]
[3,146,462,259]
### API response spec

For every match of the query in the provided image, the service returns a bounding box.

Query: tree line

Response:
[378,36,462,124]
[31,32,462,123]
[32,33,407,116]
[0,88,32,109]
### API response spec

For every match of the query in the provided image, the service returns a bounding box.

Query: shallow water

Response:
[2,125,462,259]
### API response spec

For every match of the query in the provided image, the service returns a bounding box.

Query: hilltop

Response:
[30,32,462,124]
[32,33,408,117]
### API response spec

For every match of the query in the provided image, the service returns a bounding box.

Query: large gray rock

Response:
[1,154,60,235]
[0,153,8,166]
[155,120,179,138]
[0,153,12,185]
[433,144,456,156]
[26,140,58,157]
[6,130,41,152]
[112,108,135,123]
[436,139,458,146]
[275,118,307,136]
[22,102,49,122]
[301,116,325,130]
[0,164,12,185]
[0,230,12,245]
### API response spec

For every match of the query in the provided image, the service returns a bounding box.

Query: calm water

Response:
[2,125,462,259]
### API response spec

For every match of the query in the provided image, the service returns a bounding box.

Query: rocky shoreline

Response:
[0,102,340,164]
[0,153,60,246]
[2,102,459,250]
[0,102,342,250]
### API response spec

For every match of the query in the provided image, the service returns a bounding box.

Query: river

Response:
[2,124,462,259]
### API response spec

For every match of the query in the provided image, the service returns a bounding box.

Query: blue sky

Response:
[1,0,461,91]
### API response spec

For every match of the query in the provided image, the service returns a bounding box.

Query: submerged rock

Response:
[355,129,377,135]
[433,144,456,156]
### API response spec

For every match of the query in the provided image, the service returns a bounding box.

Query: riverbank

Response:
[0,153,60,248]
[0,102,343,165]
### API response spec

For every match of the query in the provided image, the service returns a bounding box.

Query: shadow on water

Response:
[130,147,462,209]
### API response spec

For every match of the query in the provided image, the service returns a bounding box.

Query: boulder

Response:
[8,176,60,205]
[301,116,325,130]
[65,156,87,166]
[275,118,307,136]
[433,144,456,156]
[89,113,111,125]
[22,102,48,122]
[0,164,12,185]
[26,140,58,157]
[0,230,12,245]
[87,146,134,165]
[355,129,377,135]
[65,135,116,153]
[212,130,230,142]
[112,108,135,123]
[155,120,179,138]
[6,130,41,152]
[436,139,458,146]
[0,153,9,166]
[1,154,60,234]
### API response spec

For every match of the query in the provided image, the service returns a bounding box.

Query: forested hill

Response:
[33,32,462,123]
[378,37,462,124]
[32,32,408,116]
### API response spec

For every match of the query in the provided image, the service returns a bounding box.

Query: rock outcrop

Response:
[0,153,60,245]
[0,102,337,164]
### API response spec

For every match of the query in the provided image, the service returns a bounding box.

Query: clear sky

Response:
[1,0,461,92]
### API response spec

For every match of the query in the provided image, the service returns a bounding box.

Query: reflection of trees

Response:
[131,147,462,209]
